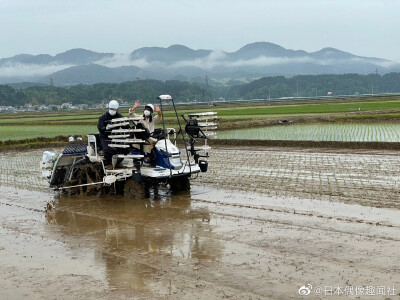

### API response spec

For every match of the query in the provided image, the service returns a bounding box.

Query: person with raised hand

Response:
[129,100,161,134]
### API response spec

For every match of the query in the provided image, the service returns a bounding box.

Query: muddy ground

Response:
[1,146,400,299]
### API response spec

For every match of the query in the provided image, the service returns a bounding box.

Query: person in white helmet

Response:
[129,100,162,156]
[97,100,123,165]
[129,100,161,134]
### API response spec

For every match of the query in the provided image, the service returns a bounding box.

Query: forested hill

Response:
[227,73,400,99]
[2,73,400,107]
[2,42,398,85]
[0,80,213,106]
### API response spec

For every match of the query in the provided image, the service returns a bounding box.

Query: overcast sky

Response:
[1,0,399,62]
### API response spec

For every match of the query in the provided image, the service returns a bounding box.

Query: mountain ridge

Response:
[0,42,397,86]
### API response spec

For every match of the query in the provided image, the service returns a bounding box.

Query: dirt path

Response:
[1,148,400,299]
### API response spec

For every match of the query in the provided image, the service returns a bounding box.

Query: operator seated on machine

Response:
[97,100,124,166]
[129,100,162,153]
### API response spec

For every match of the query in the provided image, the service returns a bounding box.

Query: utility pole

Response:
[205,75,209,105]
[136,77,139,100]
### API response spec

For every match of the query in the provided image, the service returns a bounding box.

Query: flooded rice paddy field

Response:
[200,147,400,208]
[1,147,400,299]
[218,123,400,142]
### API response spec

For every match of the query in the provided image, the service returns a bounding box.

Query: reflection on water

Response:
[46,186,222,293]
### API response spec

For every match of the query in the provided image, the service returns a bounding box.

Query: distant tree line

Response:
[227,73,400,99]
[1,73,400,107]
[0,80,213,106]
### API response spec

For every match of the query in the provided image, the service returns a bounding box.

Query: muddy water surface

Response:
[1,148,400,299]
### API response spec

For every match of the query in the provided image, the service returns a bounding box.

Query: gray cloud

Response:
[228,56,315,67]
[94,51,393,71]
[0,63,74,78]
[1,50,397,81]
[93,54,142,68]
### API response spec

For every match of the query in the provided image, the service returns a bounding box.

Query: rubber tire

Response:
[124,179,146,199]
[68,163,103,196]
[169,177,190,192]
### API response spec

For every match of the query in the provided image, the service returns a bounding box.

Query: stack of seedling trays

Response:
[187,112,218,152]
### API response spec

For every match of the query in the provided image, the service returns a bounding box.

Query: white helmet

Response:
[108,100,119,110]
[145,103,154,112]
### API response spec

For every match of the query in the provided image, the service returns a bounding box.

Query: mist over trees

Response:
[2,42,399,86]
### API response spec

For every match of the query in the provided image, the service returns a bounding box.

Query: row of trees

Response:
[0,80,213,107]
[2,73,400,106]
[227,73,400,99]
[0,85,28,106]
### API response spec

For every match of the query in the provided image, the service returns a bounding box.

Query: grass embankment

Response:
[1,96,400,151]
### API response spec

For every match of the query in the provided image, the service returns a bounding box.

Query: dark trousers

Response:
[100,135,115,164]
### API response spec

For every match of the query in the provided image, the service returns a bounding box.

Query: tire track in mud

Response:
[192,198,400,231]
[0,201,46,213]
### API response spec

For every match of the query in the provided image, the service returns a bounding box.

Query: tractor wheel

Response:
[76,163,104,195]
[64,179,80,196]
[109,180,124,195]
[124,179,146,199]
[169,177,190,192]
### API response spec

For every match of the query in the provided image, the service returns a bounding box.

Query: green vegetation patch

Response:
[0,125,96,141]
[215,100,400,116]
[2,97,400,142]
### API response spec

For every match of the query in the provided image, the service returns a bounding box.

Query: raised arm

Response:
[154,104,162,122]
[129,100,141,117]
